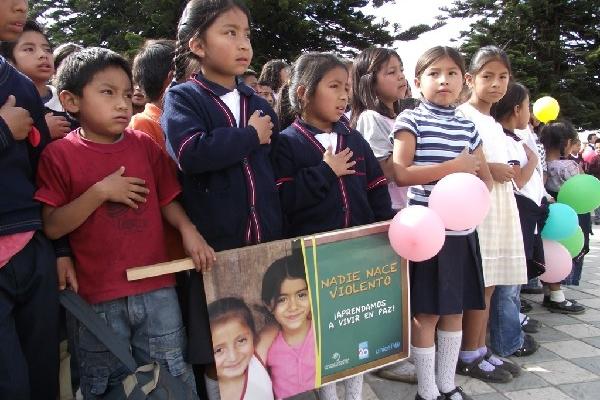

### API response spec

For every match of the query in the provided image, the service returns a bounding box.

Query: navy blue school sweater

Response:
[161,74,283,252]
[274,118,394,238]
[0,57,52,237]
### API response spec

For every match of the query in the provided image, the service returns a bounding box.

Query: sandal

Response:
[441,386,473,400]
[415,394,444,400]
[456,356,513,383]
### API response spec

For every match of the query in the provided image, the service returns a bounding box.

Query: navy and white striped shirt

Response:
[390,99,481,206]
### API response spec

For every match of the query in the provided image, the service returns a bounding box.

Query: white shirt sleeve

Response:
[356,110,394,161]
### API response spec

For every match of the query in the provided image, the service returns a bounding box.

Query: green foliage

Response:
[29,0,428,66]
[442,0,600,128]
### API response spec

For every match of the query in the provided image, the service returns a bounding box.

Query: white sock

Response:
[436,330,462,394]
[550,289,566,303]
[412,345,440,400]
[343,375,363,400]
[318,382,338,400]
[205,375,221,400]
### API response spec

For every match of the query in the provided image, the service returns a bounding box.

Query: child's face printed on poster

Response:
[272,278,310,331]
[212,317,254,379]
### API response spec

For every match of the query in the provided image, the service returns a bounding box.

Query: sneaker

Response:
[484,349,521,377]
[511,334,540,357]
[374,360,417,383]
[441,386,474,400]
[456,356,513,383]
[544,297,586,314]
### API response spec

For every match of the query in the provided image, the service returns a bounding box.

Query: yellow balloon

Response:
[533,96,560,123]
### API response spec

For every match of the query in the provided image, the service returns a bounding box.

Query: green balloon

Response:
[557,174,600,214]
[558,226,584,258]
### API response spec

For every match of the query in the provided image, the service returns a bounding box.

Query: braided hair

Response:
[173,0,250,82]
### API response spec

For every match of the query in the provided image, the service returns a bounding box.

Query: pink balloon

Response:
[429,173,491,231]
[388,205,445,262]
[583,147,597,163]
[539,240,573,283]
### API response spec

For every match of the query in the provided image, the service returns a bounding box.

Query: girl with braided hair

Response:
[161,1,283,397]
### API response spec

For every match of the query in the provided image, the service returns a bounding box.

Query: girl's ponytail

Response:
[276,81,295,129]
[277,52,347,129]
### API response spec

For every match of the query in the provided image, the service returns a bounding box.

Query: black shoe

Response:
[521,316,540,333]
[441,386,473,400]
[521,287,544,294]
[520,299,533,313]
[511,334,540,357]
[542,296,579,307]
[456,356,513,383]
[415,394,444,400]
[544,298,585,314]
[484,349,521,377]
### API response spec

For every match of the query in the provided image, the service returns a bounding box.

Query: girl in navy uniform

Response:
[161,0,282,397]
[274,52,393,399]
[392,46,493,400]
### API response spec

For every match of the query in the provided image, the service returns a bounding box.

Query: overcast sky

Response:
[362,0,474,84]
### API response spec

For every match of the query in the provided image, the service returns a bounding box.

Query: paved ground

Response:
[294,228,600,400]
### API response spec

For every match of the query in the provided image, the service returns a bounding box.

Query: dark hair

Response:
[540,121,578,157]
[132,39,175,102]
[173,0,250,82]
[55,47,132,97]
[242,68,257,78]
[468,45,512,76]
[261,252,306,309]
[208,297,256,337]
[259,59,289,92]
[491,81,529,122]
[257,79,271,88]
[276,52,347,128]
[587,133,597,142]
[53,42,83,71]
[350,47,403,127]
[0,20,49,62]
[415,46,465,79]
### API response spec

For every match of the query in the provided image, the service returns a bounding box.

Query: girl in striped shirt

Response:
[391,46,492,400]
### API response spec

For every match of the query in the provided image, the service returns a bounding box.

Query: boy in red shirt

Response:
[35,47,215,398]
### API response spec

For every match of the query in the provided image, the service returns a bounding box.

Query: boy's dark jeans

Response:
[0,232,59,400]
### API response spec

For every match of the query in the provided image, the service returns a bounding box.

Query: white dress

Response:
[457,103,527,286]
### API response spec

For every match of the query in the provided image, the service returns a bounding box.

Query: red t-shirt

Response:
[35,129,180,304]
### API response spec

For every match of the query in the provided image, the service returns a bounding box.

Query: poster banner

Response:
[201,222,409,399]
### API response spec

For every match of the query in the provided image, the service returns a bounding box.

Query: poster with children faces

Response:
[201,221,409,400]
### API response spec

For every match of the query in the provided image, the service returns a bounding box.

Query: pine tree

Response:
[442,0,600,127]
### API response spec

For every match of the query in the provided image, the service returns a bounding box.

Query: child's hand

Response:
[453,147,481,174]
[0,95,33,141]
[324,147,356,177]
[248,110,273,145]
[95,166,149,208]
[180,224,216,273]
[489,163,516,183]
[57,256,78,292]
[45,112,71,139]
